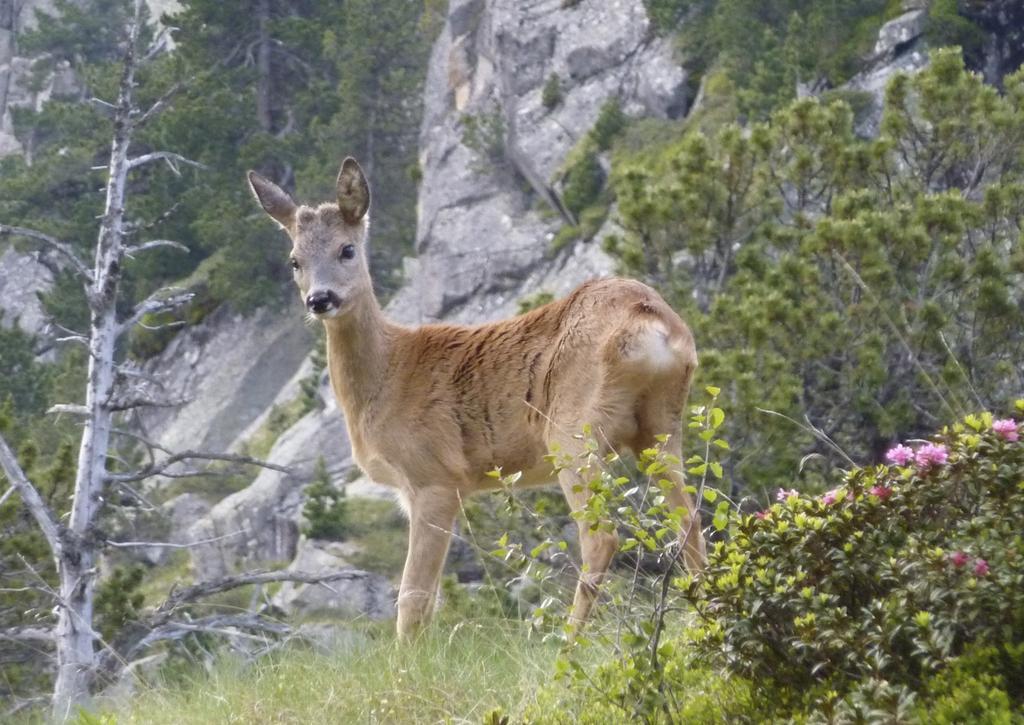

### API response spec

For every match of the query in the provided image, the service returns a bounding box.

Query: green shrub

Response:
[913,643,1024,725]
[591,99,627,152]
[561,151,605,217]
[95,565,146,642]
[927,0,986,61]
[542,73,563,110]
[685,407,1024,717]
[302,458,348,541]
[517,291,554,314]
[461,104,506,170]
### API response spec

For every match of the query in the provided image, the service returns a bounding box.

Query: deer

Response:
[247,158,707,639]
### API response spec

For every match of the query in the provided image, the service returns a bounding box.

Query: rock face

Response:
[960,0,1024,86]
[188,391,353,580]
[0,244,54,337]
[138,303,315,456]
[388,0,689,325]
[845,8,932,137]
[271,538,395,621]
[1,1,178,157]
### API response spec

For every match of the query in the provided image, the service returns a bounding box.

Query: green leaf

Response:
[705,385,721,397]
[710,462,724,479]
[702,487,719,503]
[710,408,725,429]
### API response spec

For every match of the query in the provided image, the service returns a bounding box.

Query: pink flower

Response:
[755,510,769,520]
[885,444,914,466]
[821,489,840,506]
[950,551,969,568]
[776,488,799,502]
[915,443,949,470]
[993,419,1019,442]
[974,559,990,576]
[869,485,893,500]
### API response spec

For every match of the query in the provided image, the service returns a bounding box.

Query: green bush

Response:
[542,73,563,110]
[927,0,986,62]
[685,406,1024,718]
[591,99,627,152]
[561,152,605,217]
[302,458,348,541]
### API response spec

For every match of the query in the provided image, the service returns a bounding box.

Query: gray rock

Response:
[874,10,927,60]
[161,493,211,544]
[845,9,933,138]
[138,304,315,458]
[389,0,678,326]
[846,48,930,138]
[271,538,395,620]
[187,396,352,580]
[0,245,54,338]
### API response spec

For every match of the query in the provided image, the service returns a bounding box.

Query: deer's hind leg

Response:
[631,381,707,573]
[396,486,459,639]
[548,429,621,631]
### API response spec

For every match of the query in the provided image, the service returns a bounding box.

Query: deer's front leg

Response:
[396,486,458,639]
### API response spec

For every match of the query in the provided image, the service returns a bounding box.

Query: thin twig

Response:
[105,531,244,550]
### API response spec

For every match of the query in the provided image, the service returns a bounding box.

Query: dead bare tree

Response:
[0,3,353,719]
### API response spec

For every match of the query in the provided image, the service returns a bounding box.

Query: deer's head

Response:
[248,158,371,319]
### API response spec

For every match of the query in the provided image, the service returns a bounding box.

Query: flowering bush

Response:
[685,406,1024,718]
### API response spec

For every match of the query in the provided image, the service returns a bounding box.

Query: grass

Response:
[86,618,567,724]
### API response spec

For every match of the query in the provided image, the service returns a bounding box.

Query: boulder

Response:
[0,246,54,338]
[161,492,212,544]
[271,538,395,620]
[874,10,927,60]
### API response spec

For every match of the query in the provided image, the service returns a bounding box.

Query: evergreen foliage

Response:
[609,50,1024,495]
[302,457,348,542]
[653,0,898,119]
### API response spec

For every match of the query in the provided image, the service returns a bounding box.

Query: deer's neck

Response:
[323,291,394,419]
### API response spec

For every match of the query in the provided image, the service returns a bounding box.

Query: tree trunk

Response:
[255,0,273,132]
[51,4,139,718]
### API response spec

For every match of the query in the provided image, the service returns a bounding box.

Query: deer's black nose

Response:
[306,290,339,314]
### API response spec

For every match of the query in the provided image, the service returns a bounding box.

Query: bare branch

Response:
[89,97,118,113]
[0,484,15,508]
[156,569,371,620]
[47,404,90,417]
[0,224,93,282]
[105,531,244,550]
[110,613,290,672]
[96,570,368,680]
[104,395,190,413]
[133,80,186,127]
[0,433,62,556]
[126,151,206,175]
[123,239,190,258]
[118,288,195,335]
[1,626,55,643]
[107,449,290,483]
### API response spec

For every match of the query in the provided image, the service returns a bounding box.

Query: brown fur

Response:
[248,160,707,638]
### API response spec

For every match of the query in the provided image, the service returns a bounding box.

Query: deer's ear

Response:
[336,157,370,225]
[247,171,296,229]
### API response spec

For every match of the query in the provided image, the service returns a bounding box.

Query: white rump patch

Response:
[636,322,678,371]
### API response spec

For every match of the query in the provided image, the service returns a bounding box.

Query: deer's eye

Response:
[289,258,300,271]
[340,245,356,260]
